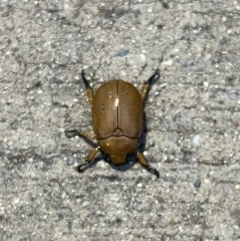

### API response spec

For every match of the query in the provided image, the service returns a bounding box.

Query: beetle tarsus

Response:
[141,69,160,100]
[146,166,160,178]
[147,69,160,85]
[136,152,159,178]
[65,130,80,138]
[78,162,91,172]
[82,70,91,89]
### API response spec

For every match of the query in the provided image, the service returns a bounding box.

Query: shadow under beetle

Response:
[66,69,160,178]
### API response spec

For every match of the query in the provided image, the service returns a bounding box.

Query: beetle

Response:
[66,69,160,178]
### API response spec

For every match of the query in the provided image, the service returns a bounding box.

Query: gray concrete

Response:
[0,0,240,240]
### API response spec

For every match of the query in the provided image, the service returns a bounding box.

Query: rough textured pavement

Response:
[1,0,240,240]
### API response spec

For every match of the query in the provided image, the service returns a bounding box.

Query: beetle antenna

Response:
[81,70,91,89]
[147,69,160,85]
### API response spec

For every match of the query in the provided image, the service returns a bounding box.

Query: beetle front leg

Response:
[141,69,160,100]
[82,70,94,104]
[78,147,100,172]
[136,152,159,178]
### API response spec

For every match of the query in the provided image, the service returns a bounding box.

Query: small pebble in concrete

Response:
[193,134,201,146]
[114,49,129,57]
[184,59,198,67]
[194,179,201,188]
[67,157,74,165]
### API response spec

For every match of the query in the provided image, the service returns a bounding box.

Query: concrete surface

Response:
[0,0,240,240]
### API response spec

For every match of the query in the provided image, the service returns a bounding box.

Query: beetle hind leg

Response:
[141,69,160,100]
[78,147,100,173]
[136,152,159,178]
[82,70,94,104]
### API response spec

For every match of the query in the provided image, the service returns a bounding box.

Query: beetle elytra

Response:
[66,69,160,178]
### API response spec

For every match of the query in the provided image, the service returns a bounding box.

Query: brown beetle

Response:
[66,69,160,178]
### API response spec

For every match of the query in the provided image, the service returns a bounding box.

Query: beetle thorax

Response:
[99,137,138,156]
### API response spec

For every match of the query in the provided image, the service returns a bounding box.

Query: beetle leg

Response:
[141,69,160,100]
[82,70,94,104]
[65,130,95,141]
[79,131,95,140]
[79,131,97,147]
[65,130,97,148]
[78,147,100,172]
[136,152,159,178]
[65,129,80,138]
[87,147,100,161]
